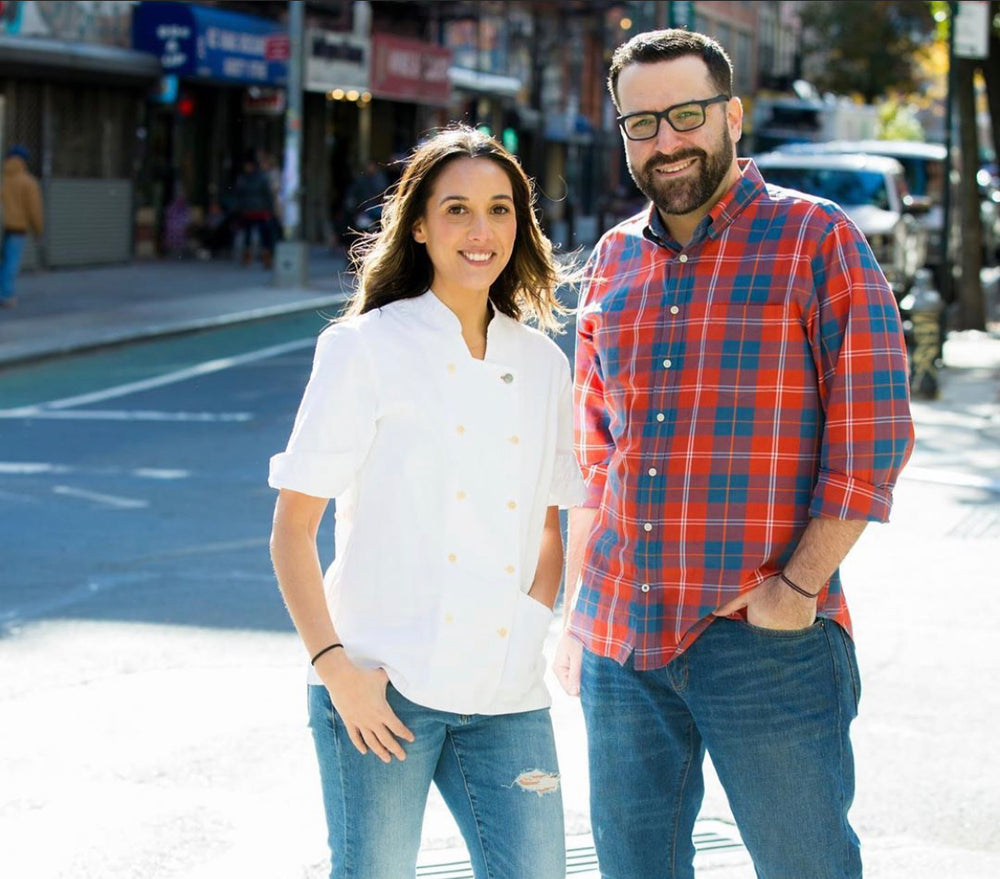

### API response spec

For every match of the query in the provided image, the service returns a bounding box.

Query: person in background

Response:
[232,151,275,269]
[0,145,44,309]
[268,125,584,879]
[554,28,914,879]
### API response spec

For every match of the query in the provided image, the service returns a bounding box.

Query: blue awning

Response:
[132,0,286,86]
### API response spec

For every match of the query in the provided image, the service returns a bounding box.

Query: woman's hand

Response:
[315,651,415,762]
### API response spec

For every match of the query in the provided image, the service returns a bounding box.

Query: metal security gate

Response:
[45,179,133,267]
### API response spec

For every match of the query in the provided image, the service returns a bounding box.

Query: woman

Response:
[268,125,584,879]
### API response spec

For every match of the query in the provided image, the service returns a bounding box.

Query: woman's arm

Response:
[527,506,565,609]
[270,488,413,761]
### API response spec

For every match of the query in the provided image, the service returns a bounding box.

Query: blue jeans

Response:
[581,617,862,879]
[0,232,26,300]
[307,683,565,879]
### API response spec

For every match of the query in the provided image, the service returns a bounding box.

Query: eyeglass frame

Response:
[616,94,732,141]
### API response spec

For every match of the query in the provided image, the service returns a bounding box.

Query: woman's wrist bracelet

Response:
[779,572,821,599]
[310,642,344,666]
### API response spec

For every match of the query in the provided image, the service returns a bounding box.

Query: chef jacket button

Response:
[448,553,458,563]
[507,500,517,510]
[445,613,455,623]
[508,435,519,444]
[447,363,456,373]
[497,627,509,638]
[456,425,466,435]
[505,565,515,574]
[456,490,467,501]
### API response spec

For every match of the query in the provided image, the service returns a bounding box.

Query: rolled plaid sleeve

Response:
[809,216,915,521]
[574,254,615,509]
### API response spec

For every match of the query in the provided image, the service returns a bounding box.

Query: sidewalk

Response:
[0,248,352,368]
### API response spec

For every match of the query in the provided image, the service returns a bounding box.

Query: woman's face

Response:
[412,157,517,301]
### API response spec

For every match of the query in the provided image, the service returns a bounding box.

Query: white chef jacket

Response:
[269,290,586,715]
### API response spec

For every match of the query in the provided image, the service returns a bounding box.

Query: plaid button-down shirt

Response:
[570,160,914,669]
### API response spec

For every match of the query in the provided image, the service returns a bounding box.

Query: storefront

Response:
[304,27,370,244]
[132,0,288,255]
[368,33,451,160]
[0,26,160,268]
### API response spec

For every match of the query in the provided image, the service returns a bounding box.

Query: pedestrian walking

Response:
[232,151,275,269]
[0,145,44,309]
[552,29,915,879]
[269,125,584,879]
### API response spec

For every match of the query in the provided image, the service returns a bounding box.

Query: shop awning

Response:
[132,0,287,86]
[0,35,161,84]
[449,67,522,99]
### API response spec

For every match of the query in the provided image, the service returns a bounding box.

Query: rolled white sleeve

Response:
[548,361,587,508]
[269,323,377,499]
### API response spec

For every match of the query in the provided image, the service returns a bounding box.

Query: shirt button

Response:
[505,564,515,574]
[640,583,651,593]
[508,435,519,445]
[456,490,467,501]
[448,553,458,563]
[678,254,688,263]
[643,523,653,532]
[445,612,455,623]
[662,359,672,368]
[497,627,509,638]
[456,425,466,435]
[656,413,665,422]
[670,305,680,315]
[501,372,514,384]
[648,467,657,476]
[447,363,456,373]
[507,500,517,510]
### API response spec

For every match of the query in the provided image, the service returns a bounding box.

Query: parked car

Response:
[776,140,999,268]
[755,151,929,296]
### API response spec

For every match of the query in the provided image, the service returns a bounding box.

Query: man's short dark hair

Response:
[607,29,734,110]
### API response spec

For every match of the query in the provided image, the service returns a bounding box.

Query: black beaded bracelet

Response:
[779,572,821,599]
[310,642,344,666]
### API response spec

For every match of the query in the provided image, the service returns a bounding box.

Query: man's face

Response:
[616,56,741,218]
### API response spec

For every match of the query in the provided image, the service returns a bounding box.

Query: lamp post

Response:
[274,0,308,287]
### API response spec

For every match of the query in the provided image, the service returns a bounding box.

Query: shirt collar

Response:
[409,289,519,366]
[643,158,766,248]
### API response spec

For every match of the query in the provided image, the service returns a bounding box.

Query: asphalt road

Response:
[1,310,998,878]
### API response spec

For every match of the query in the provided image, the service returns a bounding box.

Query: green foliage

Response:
[800,1,938,103]
[875,98,926,140]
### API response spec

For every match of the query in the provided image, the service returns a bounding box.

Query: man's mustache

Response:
[643,149,705,174]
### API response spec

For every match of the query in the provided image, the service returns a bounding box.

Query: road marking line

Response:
[52,485,149,509]
[0,337,315,415]
[0,409,253,422]
[1,462,190,479]
[0,462,70,474]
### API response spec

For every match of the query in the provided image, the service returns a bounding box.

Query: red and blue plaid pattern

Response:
[571,160,914,669]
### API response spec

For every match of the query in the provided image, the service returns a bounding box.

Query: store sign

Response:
[132,0,286,85]
[954,0,990,60]
[306,28,369,92]
[370,34,450,106]
[243,88,285,115]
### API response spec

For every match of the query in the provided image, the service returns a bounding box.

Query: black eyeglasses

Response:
[617,95,731,141]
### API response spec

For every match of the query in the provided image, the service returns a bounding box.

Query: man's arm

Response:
[714,517,867,629]
[553,506,598,695]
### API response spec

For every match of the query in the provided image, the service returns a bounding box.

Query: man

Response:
[0,145,44,309]
[553,29,914,879]
[233,151,275,269]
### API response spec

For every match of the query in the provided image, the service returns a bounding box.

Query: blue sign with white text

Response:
[132,1,286,86]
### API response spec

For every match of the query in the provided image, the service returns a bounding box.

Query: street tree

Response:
[800,1,937,103]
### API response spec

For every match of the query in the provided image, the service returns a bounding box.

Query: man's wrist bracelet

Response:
[779,572,821,599]
[310,642,344,665]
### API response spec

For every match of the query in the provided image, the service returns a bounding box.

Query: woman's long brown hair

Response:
[344,125,571,331]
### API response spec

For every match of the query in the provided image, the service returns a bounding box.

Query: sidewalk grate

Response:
[414,828,745,878]
[946,505,1000,539]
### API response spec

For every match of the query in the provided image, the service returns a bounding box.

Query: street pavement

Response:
[1,255,999,878]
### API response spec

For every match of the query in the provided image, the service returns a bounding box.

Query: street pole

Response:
[274,0,308,286]
[940,0,956,306]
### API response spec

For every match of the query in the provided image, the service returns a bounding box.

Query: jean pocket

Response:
[737,618,824,639]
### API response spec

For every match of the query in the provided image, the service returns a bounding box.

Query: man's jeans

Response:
[0,232,26,301]
[308,683,565,879]
[581,616,862,879]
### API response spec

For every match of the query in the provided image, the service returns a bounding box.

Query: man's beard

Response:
[629,124,734,216]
